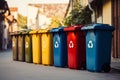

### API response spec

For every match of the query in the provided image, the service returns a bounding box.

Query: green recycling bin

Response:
[11,31,18,61]
[18,30,25,62]
[23,29,33,63]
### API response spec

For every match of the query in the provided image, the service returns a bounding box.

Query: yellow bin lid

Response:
[38,29,50,33]
[29,30,39,34]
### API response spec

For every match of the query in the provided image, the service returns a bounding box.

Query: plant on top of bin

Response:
[64,0,92,26]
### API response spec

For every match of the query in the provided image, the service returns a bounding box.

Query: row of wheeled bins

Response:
[11,23,115,72]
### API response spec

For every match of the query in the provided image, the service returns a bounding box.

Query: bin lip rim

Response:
[29,30,39,34]
[22,29,32,34]
[81,23,115,31]
[64,25,84,31]
[50,27,65,32]
[38,29,50,33]
[10,31,23,35]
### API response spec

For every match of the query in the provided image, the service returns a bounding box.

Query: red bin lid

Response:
[64,25,83,31]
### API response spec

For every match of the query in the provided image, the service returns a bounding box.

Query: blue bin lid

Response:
[50,27,64,33]
[81,23,115,31]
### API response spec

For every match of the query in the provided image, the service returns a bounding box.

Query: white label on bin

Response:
[25,42,29,48]
[69,41,74,48]
[54,41,59,48]
[88,40,93,48]
[12,41,15,47]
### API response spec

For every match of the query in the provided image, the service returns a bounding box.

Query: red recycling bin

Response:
[64,25,86,69]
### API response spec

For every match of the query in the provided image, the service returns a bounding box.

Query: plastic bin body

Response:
[51,27,67,67]
[81,23,115,72]
[30,30,42,64]
[18,32,25,61]
[24,30,33,63]
[11,32,18,61]
[64,25,86,69]
[40,29,53,66]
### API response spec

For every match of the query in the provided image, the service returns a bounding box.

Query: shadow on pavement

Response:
[0,49,12,53]
[110,68,120,74]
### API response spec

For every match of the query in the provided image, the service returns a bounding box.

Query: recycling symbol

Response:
[69,41,74,48]
[25,42,29,48]
[88,40,93,48]
[54,41,59,48]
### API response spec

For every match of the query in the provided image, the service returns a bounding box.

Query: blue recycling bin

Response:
[81,23,115,72]
[50,27,68,67]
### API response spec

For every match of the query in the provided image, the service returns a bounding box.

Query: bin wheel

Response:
[102,63,111,72]
[81,62,86,70]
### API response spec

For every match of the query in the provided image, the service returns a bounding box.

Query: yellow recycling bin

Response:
[29,30,42,64]
[38,29,53,66]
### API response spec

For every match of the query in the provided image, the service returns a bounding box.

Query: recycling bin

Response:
[11,31,18,61]
[81,23,115,72]
[18,31,25,61]
[64,25,86,69]
[29,30,42,64]
[23,29,33,63]
[39,29,53,66]
[50,27,67,67]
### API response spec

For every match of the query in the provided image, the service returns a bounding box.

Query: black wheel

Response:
[81,62,86,70]
[102,63,111,72]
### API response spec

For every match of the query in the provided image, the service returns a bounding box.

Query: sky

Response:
[6,0,69,16]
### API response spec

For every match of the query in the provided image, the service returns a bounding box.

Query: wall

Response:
[102,0,112,25]
[27,4,68,29]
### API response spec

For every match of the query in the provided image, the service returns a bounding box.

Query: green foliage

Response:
[64,1,92,26]
[17,13,27,29]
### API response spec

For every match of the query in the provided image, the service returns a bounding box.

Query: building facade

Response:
[80,0,120,59]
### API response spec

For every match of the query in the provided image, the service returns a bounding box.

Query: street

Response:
[0,49,120,80]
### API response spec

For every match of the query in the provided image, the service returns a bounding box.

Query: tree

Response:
[64,0,92,26]
[17,13,27,29]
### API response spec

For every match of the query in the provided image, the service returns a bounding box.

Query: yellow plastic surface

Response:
[29,30,38,34]
[38,29,49,33]
[41,32,53,65]
[31,32,42,64]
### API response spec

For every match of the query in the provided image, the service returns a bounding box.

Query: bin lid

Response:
[10,31,18,36]
[64,25,83,31]
[81,23,115,31]
[50,27,64,33]
[29,30,39,34]
[38,29,50,33]
[16,31,22,35]
[22,29,32,34]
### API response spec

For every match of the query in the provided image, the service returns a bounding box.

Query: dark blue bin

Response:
[50,27,67,67]
[81,23,115,72]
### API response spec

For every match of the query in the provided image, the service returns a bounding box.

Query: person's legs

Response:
[4,38,7,50]
[2,38,7,50]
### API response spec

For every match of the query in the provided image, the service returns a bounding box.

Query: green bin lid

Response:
[22,29,32,34]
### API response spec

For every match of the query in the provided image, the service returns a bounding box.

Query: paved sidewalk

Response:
[0,49,120,80]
